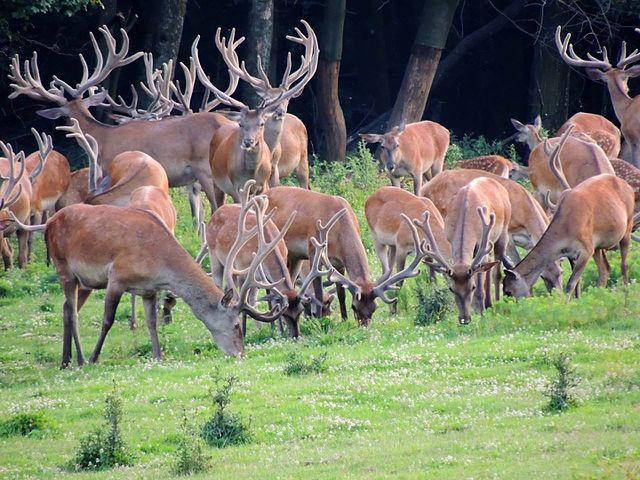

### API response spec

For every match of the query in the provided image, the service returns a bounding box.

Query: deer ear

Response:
[533,115,542,129]
[37,107,69,120]
[510,118,525,131]
[396,122,406,134]
[473,260,500,274]
[360,133,382,144]
[220,289,234,307]
[83,90,108,107]
[0,219,14,232]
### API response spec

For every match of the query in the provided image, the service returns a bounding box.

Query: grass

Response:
[0,146,639,478]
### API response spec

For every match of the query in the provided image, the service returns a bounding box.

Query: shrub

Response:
[544,353,580,413]
[283,351,328,376]
[414,273,453,326]
[172,412,209,476]
[445,133,521,166]
[71,385,134,471]
[200,372,251,448]
[0,411,54,438]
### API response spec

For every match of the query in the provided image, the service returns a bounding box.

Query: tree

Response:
[242,0,274,107]
[316,0,347,162]
[139,0,188,71]
[387,0,459,130]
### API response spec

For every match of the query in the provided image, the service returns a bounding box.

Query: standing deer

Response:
[8,26,236,213]
[556,26,640,166]
[265,186,430,325]
[419,177,512,324]
[360,120,450,195]
[504,128,635,298]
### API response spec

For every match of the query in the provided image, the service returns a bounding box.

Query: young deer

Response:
[455,155,514,178]
[611,158,640,208]
[360,121,450,195]
[504,128,635,299]
[421,177,512,324]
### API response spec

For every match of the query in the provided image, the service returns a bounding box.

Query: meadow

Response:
[0,144,639,479]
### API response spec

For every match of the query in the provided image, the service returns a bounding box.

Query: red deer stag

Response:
[556,26,640,166]
[504,128,635,299]
[360,121,450,195]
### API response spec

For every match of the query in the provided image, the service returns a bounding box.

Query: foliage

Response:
[283,351,328,376]
[445,134,520,165]
[0,411,54,438]
[200,371,251,448]
[70,384,134,471]
[413,273,453,326]
[544,353,580,413]
[172,411,210,476]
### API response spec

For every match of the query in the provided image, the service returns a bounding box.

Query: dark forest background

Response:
[0,0,639,166]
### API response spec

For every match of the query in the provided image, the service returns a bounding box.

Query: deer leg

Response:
[195,170,218,213]
[16,229,29,268]
[129,294,137,330]
[296,154,310,189]
[214,186,225,211]
[620,235,631,284]
[1,236,12,270]
[143,294,162,361]
[211,257,224,289]
[473,271,486,314]
[312,276,325,318]
[374,241,390,277]
[27,213,38,262]
[593,249,611,287]
[89,285,123,364]
[336,284,348,321]
[387,246,397,276]
[566,253,590,299]
[412,174,422,196]
[390,175,400,188]
[162,292,177,324]
[389,251,407,314]
[61,281,82,368]
[506,238,521,265]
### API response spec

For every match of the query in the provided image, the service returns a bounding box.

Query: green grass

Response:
[0,148,639,478]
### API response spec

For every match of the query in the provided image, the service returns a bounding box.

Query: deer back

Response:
[400,121,449,174]
[456,155,513,178]
[25,150,70,213]
[611,158,640,206]
[557,112,621,158]
[128,186,177,232]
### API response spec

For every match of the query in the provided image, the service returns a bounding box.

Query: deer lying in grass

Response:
[503,128,635,299]
[360,121,450,195]
[421,169,563,291]
[455,155,514,179]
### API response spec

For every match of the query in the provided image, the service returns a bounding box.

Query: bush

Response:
[544,353,580,413]
[283,351,328,376]
[0,411,54,438]
[172,412,209,476]
[200,372,251,448]
[414,274,453,326]
[445,134,521,166]
[71,385,134,471]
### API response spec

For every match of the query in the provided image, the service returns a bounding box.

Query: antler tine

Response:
[29,128,52,180]
[191,36,246,111]
[215,27,264,89]
[555,26,612,70]
[298,208,347,298]
[372,212,432,304]
[617,40,640,69]
[8,52,67,104]
[170,59,197,114]
[545,125,573,191]
[0,142,26,212]
[56,119,101,192]
[413,210,452,273]
[470,207,496,272]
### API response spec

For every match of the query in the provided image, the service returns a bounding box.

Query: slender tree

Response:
[242,0,275,107]
[140,0,188,70]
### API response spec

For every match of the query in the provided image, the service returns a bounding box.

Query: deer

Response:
[611,158,640,208]
[194,22,318,205]
[206,182,341,337]
[421,168,563,292]
[0,130,46,269]
[265,186,431,325]
[215,21,316,189]
[555,26,640,167]
[58,169,90,208]
[455,155,515,179]
[360,120,450,195]
[8,26,237,214]
[12,182,293,368]
[503,127,635,299]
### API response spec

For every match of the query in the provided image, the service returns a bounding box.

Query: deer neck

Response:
[167,259,222,319]
[513,227,559,288]
[264,117,284,151]
[333,222,372,285]
[450,199,477,265]
[605,75,634,121]
[527,131,542,150]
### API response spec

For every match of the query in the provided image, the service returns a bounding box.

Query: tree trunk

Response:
[388,0,459,129]
[140,0,187,71]
[242,0,274,108]
[316,0,346,162]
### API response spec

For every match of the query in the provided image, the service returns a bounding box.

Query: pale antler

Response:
[469,206,496,273]
[543,125,574,191]
[555,26,612,70]
[8,211,46,232]
[8,52,67,104]
[52,26,144,99]
[57,118,102,193]
[0,142,26,212]
[29,128,52,180]
[409,210,452,274]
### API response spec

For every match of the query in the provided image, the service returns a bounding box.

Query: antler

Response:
[192,35,244,111]
[469,207,496,273]
[223,180,296,322]
[29,128,52,180]
[411,210,452,274]
[0,142,26,212]
[617,37,640,69]
[57,118,102,193]
[53,26,144,99]
[371,211,433,304]
[8,52,68,104]
[543,125,573,192]
[555,26,612,70]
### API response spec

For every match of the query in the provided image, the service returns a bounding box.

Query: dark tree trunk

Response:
[316,0,347,162]
[242,0,274,108]
[140,0,187,70]
[388,0,459,129]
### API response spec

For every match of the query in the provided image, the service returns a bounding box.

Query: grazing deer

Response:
[455,155,515,178]
[8,26,236,213]
[503,129,635,299]
[421,169,563,292]
[360,120,450,195]
[556,26,640,167]
[194,22,318,204]
[0,131,46,269]
[419,177,511,324]
[58,168,89,208]
[206,186,340,337]
[265,186,430,325]
[217,21,316,188]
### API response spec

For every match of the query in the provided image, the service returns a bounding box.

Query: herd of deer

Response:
[1,21,640,368]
